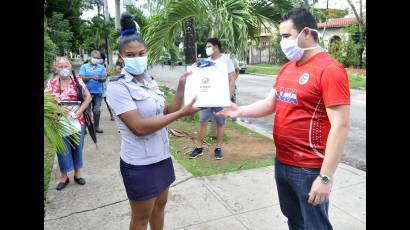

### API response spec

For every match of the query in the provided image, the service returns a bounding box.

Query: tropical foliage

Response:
[44,20,58,81]
[44,92,80,154]
[328,24,366,68]
[144,0,285,65]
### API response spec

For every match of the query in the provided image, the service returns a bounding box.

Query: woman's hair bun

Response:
[120,12,137,36]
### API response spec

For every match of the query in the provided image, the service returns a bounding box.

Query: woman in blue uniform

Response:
[106,13,198,230]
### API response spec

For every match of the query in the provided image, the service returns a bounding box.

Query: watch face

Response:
[322,176,329,183]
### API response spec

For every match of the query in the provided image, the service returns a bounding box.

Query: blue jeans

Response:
[57,125,85,173]
[91,93,103,116]
[274,158,333,230]
[199,107,226,125]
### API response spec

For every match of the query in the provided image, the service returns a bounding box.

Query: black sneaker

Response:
[214,148,223,160]
[189,147,203,159]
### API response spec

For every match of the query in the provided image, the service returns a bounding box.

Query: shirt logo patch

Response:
[276,87,298,105]
[299,73,310,85]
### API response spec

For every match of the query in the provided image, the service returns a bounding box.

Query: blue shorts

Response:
[199,107,226,125]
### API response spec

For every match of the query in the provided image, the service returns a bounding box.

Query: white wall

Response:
[317,28,349,48]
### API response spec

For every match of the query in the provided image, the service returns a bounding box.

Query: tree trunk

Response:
[115,0,121,29]
[97,5,101,17]
[103,0,113,69]
[347,0,364,68]
[183,17,197,65]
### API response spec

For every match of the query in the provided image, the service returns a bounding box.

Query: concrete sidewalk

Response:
[44,105,366,230]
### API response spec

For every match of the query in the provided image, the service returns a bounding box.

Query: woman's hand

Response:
[75,111,83,119]
[165,71,193,115]
[174,71,192,102]
[179,97,200,117]
[178,71,192,87]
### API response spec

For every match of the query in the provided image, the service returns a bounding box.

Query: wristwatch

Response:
[318,174,332,184]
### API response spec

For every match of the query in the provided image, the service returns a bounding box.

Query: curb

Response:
[234,120,366,173]
[243,72,277,77]
[234,120,273,140]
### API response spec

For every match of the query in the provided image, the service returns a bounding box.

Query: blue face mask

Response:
[122,56,148,75]
[58,68,71,78]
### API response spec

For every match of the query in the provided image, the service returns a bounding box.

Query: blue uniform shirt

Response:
[106,71,170,166]
[79,63,107,94]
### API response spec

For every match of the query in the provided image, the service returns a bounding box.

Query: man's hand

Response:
[215,103,241,118]
[308,176,332,206]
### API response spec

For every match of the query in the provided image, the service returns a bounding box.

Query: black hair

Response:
[280,8,318,41]
[206,38,221,50]
[118,12,145,53]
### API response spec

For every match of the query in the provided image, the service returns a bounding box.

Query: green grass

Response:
[348,73,366,89]
[44,148,56,213]
[161,86,275,176]
[246,64,282,76]
[246,64,366,89]
[170,144,273,177]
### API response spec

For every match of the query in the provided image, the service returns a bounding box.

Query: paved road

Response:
[45,102,366,229]
[147,65,366,170]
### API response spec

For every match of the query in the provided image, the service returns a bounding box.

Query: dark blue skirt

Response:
[120,157,176,201]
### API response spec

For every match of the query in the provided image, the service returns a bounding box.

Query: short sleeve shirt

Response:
[208,54,235,74]
[79,63,107,94]
[272,52,350,168]
[106,71,170,166]
[44,76,87,125]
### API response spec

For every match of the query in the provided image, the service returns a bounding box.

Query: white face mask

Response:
[280,28,320,61]
[91,58,99,64]
[206,47,214,56]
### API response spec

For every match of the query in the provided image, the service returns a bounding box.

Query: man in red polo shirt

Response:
[217,8,350,229]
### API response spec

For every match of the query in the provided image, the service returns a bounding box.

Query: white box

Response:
[184,61,231,108]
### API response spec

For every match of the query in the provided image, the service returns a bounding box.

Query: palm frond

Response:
[44,92,80,154]
[144,0,209,65]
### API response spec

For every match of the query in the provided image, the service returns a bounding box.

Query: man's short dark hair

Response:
[206,38,221,50]
[280,8,318,41]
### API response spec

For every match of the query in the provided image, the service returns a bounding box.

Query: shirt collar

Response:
[122,70,152,86]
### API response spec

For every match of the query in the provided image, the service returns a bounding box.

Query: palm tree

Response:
[44,92,80,154]
[143,0,300,65]
[144,0,264,65]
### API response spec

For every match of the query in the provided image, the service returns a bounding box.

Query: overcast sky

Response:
[81,0,147,20]
[80,0,365,20]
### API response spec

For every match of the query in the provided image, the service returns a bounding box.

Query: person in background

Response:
[45,56,92,190]
[115,55,124,74]
[189,38,236,160]
[224,49,240,104]
[79,50,107,133]
[100,52,115,121]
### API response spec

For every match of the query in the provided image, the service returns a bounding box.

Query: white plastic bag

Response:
[184,61,231,107]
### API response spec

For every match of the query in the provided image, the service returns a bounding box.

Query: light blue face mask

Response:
[58,68,71,78]
[122,56,148,75]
